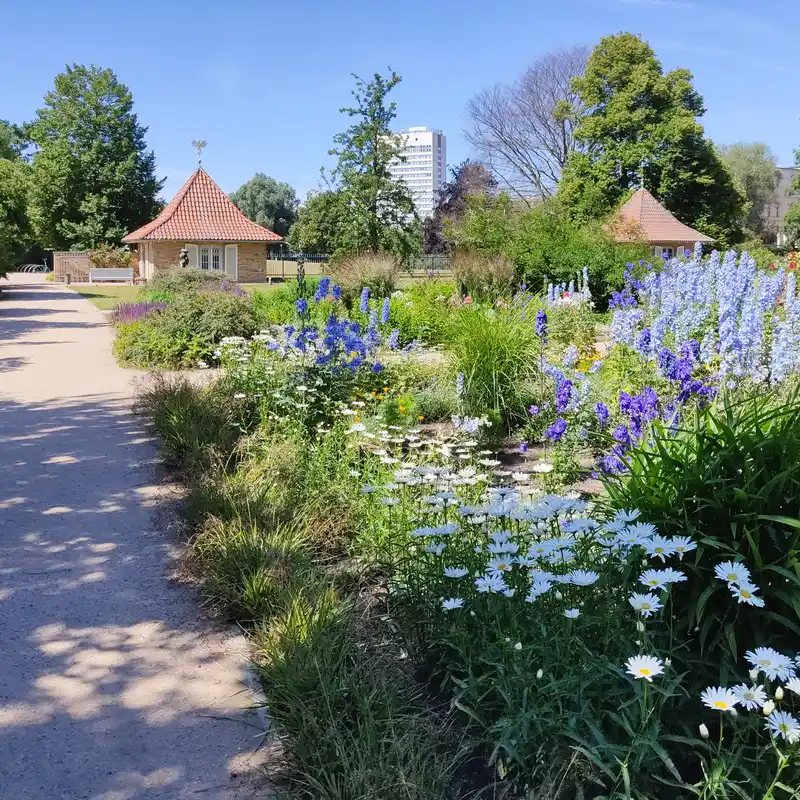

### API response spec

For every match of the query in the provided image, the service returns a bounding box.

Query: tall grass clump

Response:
[327,252,399,306]
[451,249,514,300]
[450,307,538,429]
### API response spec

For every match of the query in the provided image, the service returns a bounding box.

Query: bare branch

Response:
[464,47,589,200]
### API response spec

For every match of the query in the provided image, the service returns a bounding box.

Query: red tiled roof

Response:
[612,189,713,244]
[123,169,282,242]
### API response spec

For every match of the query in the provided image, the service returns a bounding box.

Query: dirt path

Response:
[0,276,268,799]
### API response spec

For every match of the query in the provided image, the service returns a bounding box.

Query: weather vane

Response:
[191,139,208,167]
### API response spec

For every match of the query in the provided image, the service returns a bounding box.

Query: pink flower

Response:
[464,296,473,305]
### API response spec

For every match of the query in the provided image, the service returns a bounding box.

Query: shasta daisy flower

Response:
[441,598,464,611]
[671,536,696,560]
[616,509,641,523]
[731,582,765,607]
[443,567,469,579]
[629,593,663,617]
[488,541,519,555]
[564,608,581,619]
[568,569,599,586]
[731,684,767,710]
[661,567,687,584]
[644,536,676,562]
[714,560,751,586]
[425,543,446,556]
[475,574,507,594]
[625,654,665,682]
[785,678,800,696]
[639,569,668,590]
[766,710,800,743]
[745,648,797,681]
[700,686,739,712]
[628,522,657,539]
[528,580,553,597]
[488,556,514,575]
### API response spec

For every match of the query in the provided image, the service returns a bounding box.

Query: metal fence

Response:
[263,253,452,282]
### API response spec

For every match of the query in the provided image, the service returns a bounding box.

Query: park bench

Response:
[88,268,134,284]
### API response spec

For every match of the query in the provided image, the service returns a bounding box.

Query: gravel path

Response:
[0,276,268,799]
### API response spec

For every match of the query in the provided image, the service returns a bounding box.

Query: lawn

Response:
[70,284,140,309]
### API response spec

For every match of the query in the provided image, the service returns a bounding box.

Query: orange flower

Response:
[399,406,406,413]
[355,416,360,422]
[418,415,425,421]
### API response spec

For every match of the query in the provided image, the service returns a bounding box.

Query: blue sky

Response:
[2,0,798,201]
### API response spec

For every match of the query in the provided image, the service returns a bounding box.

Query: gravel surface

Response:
[0,276,269,799]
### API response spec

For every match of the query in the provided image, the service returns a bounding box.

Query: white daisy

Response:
[616,509,642,523]
[488,556,514,575]
[629,593,663,617]
[624,654,664,682]
[731,684,767,710]
[731,582,765,607]
[745,648,797,682]
[488,541,519,555]
[564,608,581,619]
[628,522,657,539]
[700,686,739,712]
[670,537,697,559]
[661,567,687,584]
[531,461,554,474]
[425,543,446,556]
[441,598,464,611]
[475,574,507,594]
[568,569,599,586]
[644,536,676,562]
[515,555,536,567]
[766,711,800,743]
[785,678,800,697]
[443,567,469,579]
[639,569,668,590]
[714,560,751,586]
[528,580,553,597]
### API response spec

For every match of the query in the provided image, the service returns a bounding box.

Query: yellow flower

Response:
[371,391,376,397]
[399,406,406,413]
[378,395,384,400]
[418,415,425,421]
[355,416,361,422]
[383,386,389,392]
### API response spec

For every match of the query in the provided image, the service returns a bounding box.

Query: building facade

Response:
[388,126,446,218]
[762,166,800,246]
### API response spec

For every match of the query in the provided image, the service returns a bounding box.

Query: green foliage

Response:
[387,280,458,345]
[0,158,32,276]
[229,172,297,237]
[558,33,746,246]
[603,391,800,680]
[784,202,800,249]
[0,119,26,160]
[717,142,780,235]
[88,242,131,268]
[450,249,514,299]
[140,267,225,300]
[114,291,258,368]
[450,307,538,429]
[250,283,298,325]
[26,64,163,250]
[326,71,421,262]
[286,189,351,254]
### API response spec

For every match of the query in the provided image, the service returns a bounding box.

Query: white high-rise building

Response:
[388,126,446,218]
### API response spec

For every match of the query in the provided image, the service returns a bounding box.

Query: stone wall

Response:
[236,243,267,282]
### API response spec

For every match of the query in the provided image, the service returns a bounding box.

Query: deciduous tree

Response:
[465,48,588,200]
[327,70,419,261]
[0,159,32,276]
[559,34,746,245]
[26,64,163,250]
[0,120,26,160]
[230,173,298,237]
[717,142,780,235]
[286,190,351,254]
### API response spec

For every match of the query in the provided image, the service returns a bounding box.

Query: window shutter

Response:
[225,244,238,280]
[653,246,663,260]
[186,244,199,268]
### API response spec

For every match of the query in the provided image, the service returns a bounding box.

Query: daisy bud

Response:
[749,668,760,681]
[699,724,710,739]
[730,708,737,717]
[469,610,476,617]
[555,591,563,600]
[636,621,645,632]
[514,642,522,651]
[762,700,775,716]
[536,669,544,679]
[505,637,511,643]
[775,687,784,701]
[665,658,671,666]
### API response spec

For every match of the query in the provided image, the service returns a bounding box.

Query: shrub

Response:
[250,283,297,325]
[146,267,224,297]
[88,242,132,268]
[327,252,399,306]
[114,291,258,368]
[387,279,458,345]
[450,249,514,299]
[450,307,538,429]
[602,391,800,681]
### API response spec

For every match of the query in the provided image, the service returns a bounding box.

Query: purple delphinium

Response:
[331,284,342,300]
[545,418,568,442]
[595,402,610,427]
[296,297,308,317]
[455,372,465,398]
[359,286,370,313]
[563,344,579,368]
[381,297,390,324]
[535,309,548,339]
[634,328,651,357]
[529,405,540,417]
[555,380,574,413]
[386,328,400,349]
[520,442,529,454]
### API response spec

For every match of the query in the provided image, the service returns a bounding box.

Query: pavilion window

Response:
[199,246,225,271]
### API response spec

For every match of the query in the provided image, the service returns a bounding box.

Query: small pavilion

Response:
[123,168,282,282]
[609,188,713,258]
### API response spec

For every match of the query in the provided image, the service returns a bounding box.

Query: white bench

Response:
[88,268,134,284]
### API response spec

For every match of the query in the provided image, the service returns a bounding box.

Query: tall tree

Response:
[558,34,746,245]
[0,159,32,276]
[230,173,298,237]
[423,160,497,254]
[465,48,589,200]
[327,70,419,261]
[717,142,780,235]
[26,64,164,251]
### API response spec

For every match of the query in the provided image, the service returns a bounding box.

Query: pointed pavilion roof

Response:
[611,188,713,244]
[123,169,282,243]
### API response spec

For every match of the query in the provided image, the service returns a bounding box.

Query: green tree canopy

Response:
[229,173,298,237]
[0,120,26,160]
[717,142,780,235]
[0,159,32,276]
[558,33,746,246]
[327,70,420,261]
[286,190,352,254]
[26,64,164,251]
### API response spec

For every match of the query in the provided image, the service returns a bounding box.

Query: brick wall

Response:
[236,243,267,282]
[151,241,183,267]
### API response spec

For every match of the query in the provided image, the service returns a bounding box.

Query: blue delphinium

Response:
[563,344,579,367]
[359,286,370,313]
[545,418,567,442]
[332,284,342,300]
[555,380,574,413]
[381,297,390,324]
[386,329,400,349]
[314,276,331,303]
[296,297,308,317]
[595,402,610,427]
[634,328,651,358]
[535,309,548,339]
[455,372,465,398]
